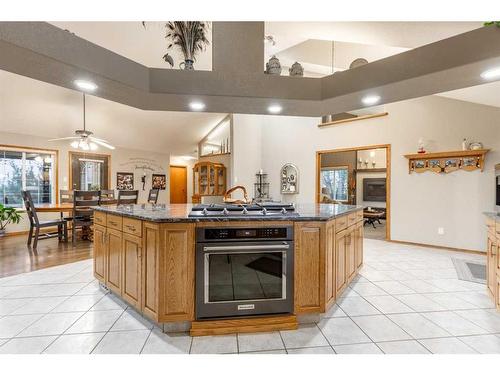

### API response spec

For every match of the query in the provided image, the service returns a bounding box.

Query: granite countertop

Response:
[484,212,500,221]
[94,203,363,223]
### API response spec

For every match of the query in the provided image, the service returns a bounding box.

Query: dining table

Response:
[35,199,118,213]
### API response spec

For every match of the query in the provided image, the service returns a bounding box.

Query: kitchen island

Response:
[93,203,364,336]
[486,213,500,310]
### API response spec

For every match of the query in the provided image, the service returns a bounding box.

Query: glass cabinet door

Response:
[200,164,208,195]
[216,167,226,195]
[209,165,216,195]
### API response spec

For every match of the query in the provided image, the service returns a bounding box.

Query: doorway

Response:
[170,165,187,203]
[316,144,391,241]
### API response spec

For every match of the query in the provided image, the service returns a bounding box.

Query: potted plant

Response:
[144,21,210,70]
[0,204,22,237]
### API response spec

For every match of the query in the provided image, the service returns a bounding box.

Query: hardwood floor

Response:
[0,235,92,278]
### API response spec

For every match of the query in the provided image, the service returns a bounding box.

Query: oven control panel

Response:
[198,227,293,242]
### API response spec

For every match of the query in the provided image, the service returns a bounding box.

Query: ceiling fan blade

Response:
[48,137,80,141]
[90,137,115,150]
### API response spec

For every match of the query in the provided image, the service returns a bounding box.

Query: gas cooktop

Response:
[189,202,298,217]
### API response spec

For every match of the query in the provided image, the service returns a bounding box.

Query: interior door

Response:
[170,165,187,203]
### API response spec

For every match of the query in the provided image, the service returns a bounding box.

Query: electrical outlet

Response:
[438,227,445,235]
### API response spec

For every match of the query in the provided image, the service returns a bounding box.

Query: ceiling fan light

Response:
[71,141,79,149]
[89,142,98,151]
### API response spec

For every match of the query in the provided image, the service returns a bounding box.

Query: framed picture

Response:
[152,174,167,190]
[117,172,134,190]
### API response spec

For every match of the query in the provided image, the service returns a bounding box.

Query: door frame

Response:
[316,144,391,241]
[169,165,188,203]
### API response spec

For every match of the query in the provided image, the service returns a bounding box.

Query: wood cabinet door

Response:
[325,221,336,309]
[294,222,324,314]
[158,223,195,322]
[142,223,160,320]
[346,228,356,283]
[122,233,142,308]
[487,234,496,298]
[106,228,122,295]
[355,222,364,270]
[335,229,347,296]
[93,224,107,283]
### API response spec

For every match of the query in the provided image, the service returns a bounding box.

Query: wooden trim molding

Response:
[68,151,111,190]
[388,239,486,256]
[318,112,388,128]
[316,144,391,241]
[190,315,298,336]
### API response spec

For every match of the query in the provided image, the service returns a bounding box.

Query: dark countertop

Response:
[94,203,363,223]
[484,212,500,221]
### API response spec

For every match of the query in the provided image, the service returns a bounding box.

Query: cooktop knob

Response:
[262,208,267,215]
[242,207,248,214]
[281,207,287,214]
[222,208,229,215]
[202,208,208,216]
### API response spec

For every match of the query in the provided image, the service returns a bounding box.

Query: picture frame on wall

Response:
[152,174,167,190]
[117,172,134,190]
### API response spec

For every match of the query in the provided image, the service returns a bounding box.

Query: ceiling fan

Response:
[49,94,115,150]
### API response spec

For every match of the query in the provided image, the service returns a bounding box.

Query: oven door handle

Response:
[203,243,290,252]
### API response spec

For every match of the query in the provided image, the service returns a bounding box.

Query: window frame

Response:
[0,144,59,205]
[68,151,111,191]
[320,165,349,203]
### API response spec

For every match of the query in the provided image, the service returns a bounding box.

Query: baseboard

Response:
[190,315,298,336]
[388,239,485,256]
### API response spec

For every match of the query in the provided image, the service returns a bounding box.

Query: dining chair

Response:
[117,190,139,205]
[59,189,74,221]
[22,190,68,249]
[100,189,115,200]
[72,190,100,244]
[147,188,160,204]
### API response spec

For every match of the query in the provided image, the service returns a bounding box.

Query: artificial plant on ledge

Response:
[143,21,210,70]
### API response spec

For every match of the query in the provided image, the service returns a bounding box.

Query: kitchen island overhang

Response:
[92,203,364,336]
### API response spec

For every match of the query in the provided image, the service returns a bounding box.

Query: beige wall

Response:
[232,95,500,251]
[1,131,170,233]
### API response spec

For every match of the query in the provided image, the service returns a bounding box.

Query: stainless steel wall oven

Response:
[195,226,294,319]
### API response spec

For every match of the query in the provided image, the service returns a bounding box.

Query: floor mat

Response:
[452,258,486,284]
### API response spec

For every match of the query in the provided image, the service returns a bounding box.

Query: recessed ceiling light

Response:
[189,101,206,111]
[268,104,282,114]
[74,80,98,91]
[480,67,500,80]
[362,95,381,106]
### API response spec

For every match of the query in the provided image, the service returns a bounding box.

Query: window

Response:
[0,147,56,206]
[69,152,110,190]
[321,166,348,202]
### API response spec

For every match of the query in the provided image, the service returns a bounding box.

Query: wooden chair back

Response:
[100,189,115,200]
[73,190,100,220]
[118,190,139,205]
[59,190,74,203]
[22,190,39,226]
[147,188,159,204]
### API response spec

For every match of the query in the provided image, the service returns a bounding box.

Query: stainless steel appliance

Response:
[195,225,294,319]
[189,202,298,218]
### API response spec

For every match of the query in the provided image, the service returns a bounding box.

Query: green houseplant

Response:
[0,204,22,237]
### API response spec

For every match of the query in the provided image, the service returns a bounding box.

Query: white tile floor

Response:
[0,238,499,354]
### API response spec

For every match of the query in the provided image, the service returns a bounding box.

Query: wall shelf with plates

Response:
[404,149,490,174]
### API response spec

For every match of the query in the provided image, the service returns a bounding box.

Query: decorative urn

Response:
[289,61,304,77]
[265,56,282,75]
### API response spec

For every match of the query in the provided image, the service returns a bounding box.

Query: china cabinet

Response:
[192,161,226,203]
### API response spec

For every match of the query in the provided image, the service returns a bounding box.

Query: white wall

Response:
[1,131,170,233]
[231,96,500,251]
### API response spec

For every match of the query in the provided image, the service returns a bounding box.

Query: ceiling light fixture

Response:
[480,67,500,80]
[189,101,206,111]
[268,104,282,114]
[361,95,381,106]
[74,80,98,92]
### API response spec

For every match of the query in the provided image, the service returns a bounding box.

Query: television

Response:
[363,178,386,202]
